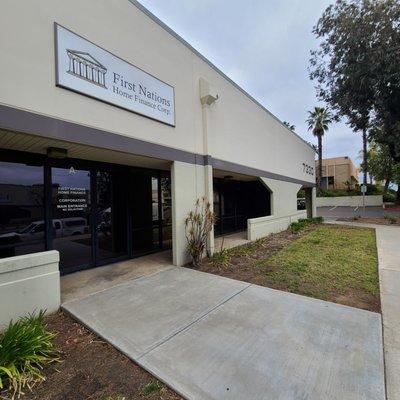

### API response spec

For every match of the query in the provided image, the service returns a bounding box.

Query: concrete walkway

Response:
[63,267,384,400]
[61,250,173,302]
[327,221,400,400]
[375,226,400,400]
[214,230,249,251]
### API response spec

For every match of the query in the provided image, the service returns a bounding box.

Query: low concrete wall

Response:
[0,251,60,329]
[316,195,383,207]
[247,211,307,241]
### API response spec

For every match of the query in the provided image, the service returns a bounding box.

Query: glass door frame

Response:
[0,149,171,276]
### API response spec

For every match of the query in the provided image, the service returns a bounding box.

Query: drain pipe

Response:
[200,78,219,256]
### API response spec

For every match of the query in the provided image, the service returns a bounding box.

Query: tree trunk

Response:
[318,135,323,190]
[384,179,390,195]
[362,128,368,186]
[397,185,400,205]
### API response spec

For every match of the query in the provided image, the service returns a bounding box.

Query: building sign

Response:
[56,186,88,212]
[55,24,175,126]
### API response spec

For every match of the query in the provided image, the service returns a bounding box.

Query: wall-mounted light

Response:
[46,147,68,159]
[199,77,219,105]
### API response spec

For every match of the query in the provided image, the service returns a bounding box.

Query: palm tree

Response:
[306,107,333,190]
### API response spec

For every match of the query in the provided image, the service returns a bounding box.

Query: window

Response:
[0,161,45,258]
[51,167,92,270]
[33,223,45,233]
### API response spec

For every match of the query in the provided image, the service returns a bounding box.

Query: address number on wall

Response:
[302,163,314,175]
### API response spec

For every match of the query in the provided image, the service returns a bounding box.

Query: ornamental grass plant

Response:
[0,311,58,399]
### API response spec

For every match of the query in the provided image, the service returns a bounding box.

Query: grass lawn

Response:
[200,224,380,312]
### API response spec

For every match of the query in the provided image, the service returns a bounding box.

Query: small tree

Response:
[367,140,394,194]
[343,180,352,192]
[185,197,215,268]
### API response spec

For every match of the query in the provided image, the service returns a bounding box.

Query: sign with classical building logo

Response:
[55,24,175,126]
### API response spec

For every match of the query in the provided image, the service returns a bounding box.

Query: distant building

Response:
[316,156,359,190]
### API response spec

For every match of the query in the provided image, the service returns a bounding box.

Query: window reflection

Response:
[161,176,172,248]
[0,161,45,258]
[51,167,92,270]
[96,171,127,262]
[132,174,160,254]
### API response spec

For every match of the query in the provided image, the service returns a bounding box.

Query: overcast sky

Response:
[137,0,363,168]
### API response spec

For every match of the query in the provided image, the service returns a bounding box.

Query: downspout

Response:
[199,78,219,256]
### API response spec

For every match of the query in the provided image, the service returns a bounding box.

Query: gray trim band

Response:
[208,158,315,187]
[0,104,315,187]
[0,104,197,164]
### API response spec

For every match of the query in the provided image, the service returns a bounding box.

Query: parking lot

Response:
[317,206,400,220]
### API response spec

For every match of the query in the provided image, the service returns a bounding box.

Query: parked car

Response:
[0,218,88,244]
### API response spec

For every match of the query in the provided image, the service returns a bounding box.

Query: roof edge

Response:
[127,0,315,152]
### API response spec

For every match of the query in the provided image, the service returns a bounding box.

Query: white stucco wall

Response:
[172,161,210,266]
[0,0,315,185]
[246,177,305,240]
[316,195,383,207]
[248,211,307,241]
[0,251,60,329]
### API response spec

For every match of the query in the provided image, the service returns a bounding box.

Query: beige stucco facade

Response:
[316,156,359,190]
[0,0,316,276]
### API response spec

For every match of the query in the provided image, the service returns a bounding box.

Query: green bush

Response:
[366,184,382,195]
[383,192,396,202]
[290,217,323,233]
[0,311,58,399]
[297,189,306,198]
[384,215,397,224]
[318,188,355,197]
[142,380,164,396]
[311,216,324,224]
[318,184,385,198]
[212,248,231,267]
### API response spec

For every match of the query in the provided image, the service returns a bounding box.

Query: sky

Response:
[137,0,363,169]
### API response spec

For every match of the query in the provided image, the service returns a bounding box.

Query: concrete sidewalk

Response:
[376,226,400,400]
[327,221,400,400]
[63,267,384,400]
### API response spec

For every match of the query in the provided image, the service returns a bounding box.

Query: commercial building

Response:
[316,156,359,190]
[0,0,316,275]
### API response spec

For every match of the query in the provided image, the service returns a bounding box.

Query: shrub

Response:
[297,189,305,198]
[290,221,305,232]
[212,248,231,267]
[311,216,324,224]
[290,217,324,233]
[366,184,382,195]
[0,311,58,399]
[383,192,396,203]
[142,380,164,396]
[352,215,361,221]
[185,197,215,268]
[384,215,397,224]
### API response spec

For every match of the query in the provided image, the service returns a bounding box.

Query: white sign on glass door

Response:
[55,24,175,126]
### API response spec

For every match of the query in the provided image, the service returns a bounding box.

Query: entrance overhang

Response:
[0,128,171,171]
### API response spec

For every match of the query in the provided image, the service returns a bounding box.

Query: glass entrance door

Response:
[131,172,161,255]
[95,171,128,264]
[51,167,92,272]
